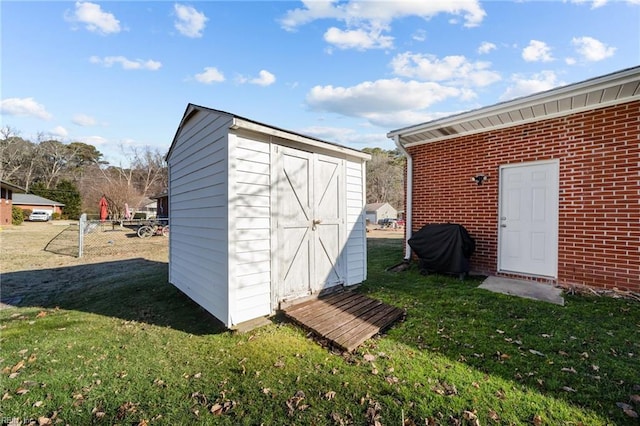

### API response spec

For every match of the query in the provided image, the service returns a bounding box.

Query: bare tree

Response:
[365,148,405,210]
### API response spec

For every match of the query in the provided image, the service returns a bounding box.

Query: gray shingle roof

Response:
[13,194,65,206]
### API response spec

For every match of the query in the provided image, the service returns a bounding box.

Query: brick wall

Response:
[406,100,640,292]
[0,199,13,226]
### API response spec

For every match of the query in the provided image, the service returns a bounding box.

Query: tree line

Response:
[1,126,167,220]
[2,126,405,220]
[363,147,405,212]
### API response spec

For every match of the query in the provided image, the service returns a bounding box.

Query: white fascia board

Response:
[387,66,640,144]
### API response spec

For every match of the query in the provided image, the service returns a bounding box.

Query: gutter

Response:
[393,135,412,260]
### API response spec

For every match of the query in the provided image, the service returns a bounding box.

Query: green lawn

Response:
[1,238,638,425]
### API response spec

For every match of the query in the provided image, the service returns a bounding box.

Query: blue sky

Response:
[2,0,639,164]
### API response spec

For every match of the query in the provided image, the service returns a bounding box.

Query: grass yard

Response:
[1,234,639,425]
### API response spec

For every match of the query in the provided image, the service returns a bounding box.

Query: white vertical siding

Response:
[228,135,272,325]
[168,109,233,325]
[344,159,367,285]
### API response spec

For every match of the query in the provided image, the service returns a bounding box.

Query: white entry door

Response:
[275,146,344,303]
[498,160,559,277]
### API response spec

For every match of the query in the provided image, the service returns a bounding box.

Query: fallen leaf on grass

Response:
[285,390,306,416]
[431,380,458,396]
[529,349,545,357]
[324,390,336,400]
[463,410,480,426]
[385,376,399,385]
[630,394,640,403]
[11,360,25,373]
[562,386,577,392]
[153,378,166,388]
[274,360,285,368]
[116,401,139,420]
[92,408,106,419]
[33,400,44,407]
[15,387,28,395]
[37,416,52,425]
[488,409,500,422]
[2,392,11,400]
[211,400,236,415]
[36,311,47,318]
[617,402,639,418]
[561,367,577,374]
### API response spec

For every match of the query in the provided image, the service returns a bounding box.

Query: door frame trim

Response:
[497,159,560,278]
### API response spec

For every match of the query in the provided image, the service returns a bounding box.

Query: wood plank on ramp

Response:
[282,292,405,352]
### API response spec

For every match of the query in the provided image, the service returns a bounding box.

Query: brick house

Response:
[13,194,65,217]
[0,180,26,227]
[388,66,639,293]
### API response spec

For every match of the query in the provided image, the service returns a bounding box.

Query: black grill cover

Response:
[408,223,476,275]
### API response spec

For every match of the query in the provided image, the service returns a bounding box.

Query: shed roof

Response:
[166,104,371,161]
[388,66,640,148]
[13,194,64,206]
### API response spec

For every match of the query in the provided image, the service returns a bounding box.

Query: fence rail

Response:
[76,214,169,258]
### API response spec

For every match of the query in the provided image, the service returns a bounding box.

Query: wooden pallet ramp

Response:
[283,291,405,352]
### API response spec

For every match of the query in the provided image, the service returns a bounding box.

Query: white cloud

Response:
[250,70,276,86]
[571,36,616,61]
[300,125,389,147]
[412,29,427,42]
[237,70,276,86]
[0,97,52,120]
[522,40,554,62]
[500,71,563,101]
[390,52,501,87]
[72,114,97,126]
[281,1,486,30]
[280,1,485,50]
[324,26,394,50]
[50,126,69,138]
[174,4,208,38]
[477,41,496,54]
[566,0,608,8]
[305,78,466,127]
[66,2,121,35]
[90,56,162,70]
[194,67,225,84]
[79,135,108,146]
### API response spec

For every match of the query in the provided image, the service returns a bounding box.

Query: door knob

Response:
[312,219,321,230]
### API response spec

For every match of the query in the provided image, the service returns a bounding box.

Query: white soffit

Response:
[388,66,640,148]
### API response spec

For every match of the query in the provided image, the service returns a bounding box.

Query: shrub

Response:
[12,206,24,225]
[21,209,32,220]
[52,212,61,220]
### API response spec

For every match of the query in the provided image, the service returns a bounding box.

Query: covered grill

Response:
[408,223,476,279]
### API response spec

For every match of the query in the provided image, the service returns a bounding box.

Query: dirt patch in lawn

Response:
[0,221,168,309]
[366,226,404,239]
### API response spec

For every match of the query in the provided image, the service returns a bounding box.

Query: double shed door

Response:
[274,145,344,303]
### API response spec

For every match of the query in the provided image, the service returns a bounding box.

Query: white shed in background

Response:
[165,104,371,328]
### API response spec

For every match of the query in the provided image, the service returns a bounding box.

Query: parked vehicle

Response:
[378,218,398,228]
[28,211,51,222]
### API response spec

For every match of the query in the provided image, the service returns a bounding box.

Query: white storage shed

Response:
[166,104,371,328]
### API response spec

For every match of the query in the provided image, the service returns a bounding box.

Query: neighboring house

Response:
[365,202,398,224]
[151,192,168,219]
[0,180,26,226]
[166,103,371,328]
[136,198,157,219]
[388,66,640,293]
[13,194,64,218]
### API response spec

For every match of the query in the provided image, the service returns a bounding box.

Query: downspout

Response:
[393,135,412,260]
